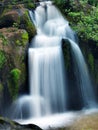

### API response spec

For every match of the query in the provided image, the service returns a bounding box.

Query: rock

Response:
[0,117,42,130]
[0,5,36,40]
[0,27,29,113]
[79,39,98,98]
[0,10,20,28]
[0,2,36,115]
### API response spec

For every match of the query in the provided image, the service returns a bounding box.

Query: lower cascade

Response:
[10,1,97,121]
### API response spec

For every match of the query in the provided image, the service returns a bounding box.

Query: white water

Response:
[11,1,97,129]
[28,2,68,117]
[16,108,98,130]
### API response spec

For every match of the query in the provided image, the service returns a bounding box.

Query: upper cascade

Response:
[29,1,76,46]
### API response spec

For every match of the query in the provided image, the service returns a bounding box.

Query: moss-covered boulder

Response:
[0,4,36,40]
[0,1,36,116]
[0,10,20,28]
[0,27,29,111]
[20,10,36,40]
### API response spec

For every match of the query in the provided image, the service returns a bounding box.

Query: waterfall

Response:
[28,1,68,117]
[11,1,96,120]
[69,39,96,107]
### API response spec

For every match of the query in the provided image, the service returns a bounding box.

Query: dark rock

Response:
[0,117,42,130]
[79,39,98,100]
[0,10,20,28]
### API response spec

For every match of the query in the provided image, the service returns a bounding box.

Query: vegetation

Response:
[0,0,35,9]
[20,11,36,39]
[53,0,98,42]
[68,9,98,41]
[15,31,28,46]
[0,32,8,45]
[54,0,98,89]
[8,68,21,100]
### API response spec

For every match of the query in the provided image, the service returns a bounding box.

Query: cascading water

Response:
[11,0,96,124]
[69,39,96,107]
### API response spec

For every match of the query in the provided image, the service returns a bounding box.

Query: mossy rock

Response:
[15,30,29,46]
[0,27,28,102]
[20,10,36,40]
[0,10,20,28]
[8,68,21,100]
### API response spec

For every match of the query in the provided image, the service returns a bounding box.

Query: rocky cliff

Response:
[0,2,36,115]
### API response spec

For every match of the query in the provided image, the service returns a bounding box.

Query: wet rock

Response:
[0,117,42,130]
[0,10,20,28]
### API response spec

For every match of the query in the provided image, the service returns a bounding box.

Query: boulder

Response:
[0,10,20,28]
[0,117,42,130]
[0,27,29,113]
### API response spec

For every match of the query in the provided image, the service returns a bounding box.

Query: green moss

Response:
[25,2,35,9]
[15,40,21,46]
[67,6,98,42]
[10,69,21,81]
[15,31,28,46]
[88,53,94,72]
[22,32,28,39]
[0,50,6,69]
[8,68,21,100]
[20,10,36,39]
[22,31,28,45]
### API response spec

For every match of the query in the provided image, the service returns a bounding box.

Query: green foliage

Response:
[53,0,98,42]
[22,31,28,40]
[0,50,6,69]
[25,2,35,9]
[10,68,21,82]
[53,0,65,5]
[68,8,98,42]
[15,40,21,46]
[15,31,28,46]
[8,68,21,100]
[0,33,8,45]
[53,0,69,14]
[12,22,19,28]
[88,0,98,6]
